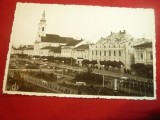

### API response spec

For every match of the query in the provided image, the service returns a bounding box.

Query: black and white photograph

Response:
[3,3,156,99]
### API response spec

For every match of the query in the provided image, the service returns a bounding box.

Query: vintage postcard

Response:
[3,2,156,99]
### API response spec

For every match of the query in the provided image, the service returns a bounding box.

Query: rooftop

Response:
[97,30,149,47]
[66,40,83,46]
[49,46,61,53]
[75,44,89,50]
[41,34,75,43]
[133,42,152,48]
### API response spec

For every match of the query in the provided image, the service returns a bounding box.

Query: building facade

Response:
[133,42,153,65]
[61,40,87,58]
[73,44,90,65]
[88,31,150,69]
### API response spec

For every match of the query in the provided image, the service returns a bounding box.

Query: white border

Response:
[2,2,157,100]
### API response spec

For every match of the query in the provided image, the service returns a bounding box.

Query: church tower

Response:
[36,11,47,42]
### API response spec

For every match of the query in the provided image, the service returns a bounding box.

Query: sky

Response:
[11,3,155,47]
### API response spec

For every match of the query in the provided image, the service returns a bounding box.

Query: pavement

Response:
[54,63,153,82]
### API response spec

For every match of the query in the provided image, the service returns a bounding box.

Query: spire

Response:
[41,11,46,20]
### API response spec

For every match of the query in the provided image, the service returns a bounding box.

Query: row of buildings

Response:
[11,11,153,70]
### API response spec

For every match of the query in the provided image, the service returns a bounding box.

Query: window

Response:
[109,50,111,56]
[104,50,106,56]
[92,50,94,55]
[100,51,101,56]
[119,50,121,56]
[141,53,143,59]
[42,27,44,31]
[150,52,153,60]
[96,50,97,55]
[114,50,116,56]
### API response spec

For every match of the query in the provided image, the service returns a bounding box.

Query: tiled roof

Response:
[75,44,89,49]
[66,40,83,46]
[54,46,61,53]
[41,34,75,43]
[133,42,152,48]
[49,46,61,53]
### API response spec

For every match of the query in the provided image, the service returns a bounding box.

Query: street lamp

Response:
[121,64,124,77]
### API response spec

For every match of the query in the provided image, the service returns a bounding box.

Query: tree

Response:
[117,61,124,69]
[109,60,118,70]
[131,63,153,78]
[82,59,90,66]
[90,60,97,65]
[34,55,40,59]
[100,61,105,65]
[47,56,54,62]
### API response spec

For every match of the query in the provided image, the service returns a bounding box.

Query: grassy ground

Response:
[6,76,54,93]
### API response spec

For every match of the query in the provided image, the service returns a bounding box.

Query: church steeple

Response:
[41,11,46,21]
[36,11,47,42]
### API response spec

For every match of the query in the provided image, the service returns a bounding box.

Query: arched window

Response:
[104,50,106,56]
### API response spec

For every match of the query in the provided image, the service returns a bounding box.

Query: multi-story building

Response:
[11,45,34,56]
[23,45,34,56]
[48,46,61,57]
[73,44,90,65]
[133,42,153,65]
[89,30,150,70]
[61,40,87,58]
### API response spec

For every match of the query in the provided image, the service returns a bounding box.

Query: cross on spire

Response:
[42,11,45,20]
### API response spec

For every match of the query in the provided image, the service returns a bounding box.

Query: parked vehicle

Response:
[74,82,86,86]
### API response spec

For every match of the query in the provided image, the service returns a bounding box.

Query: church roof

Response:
[133,42,152,48]
[66,40,83,46]
[75,44,89,50]
[41,34,75,43]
